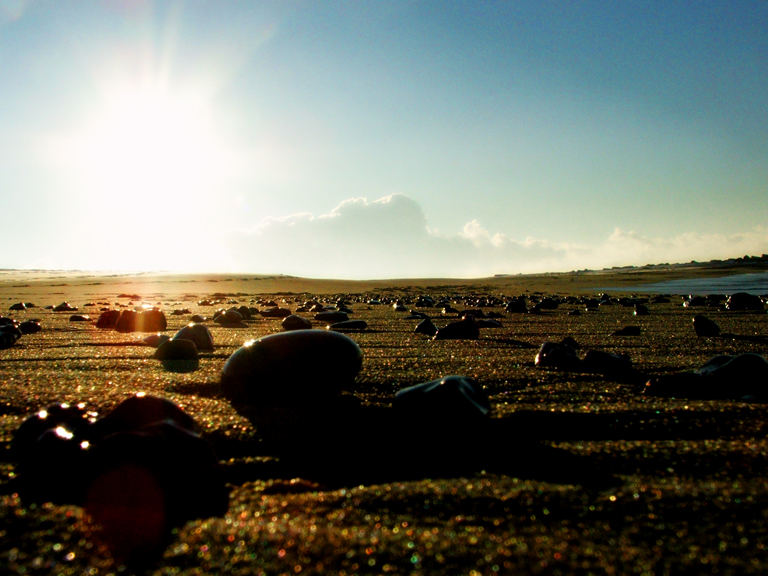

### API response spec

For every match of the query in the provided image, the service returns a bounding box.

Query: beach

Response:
[1,266,767,575]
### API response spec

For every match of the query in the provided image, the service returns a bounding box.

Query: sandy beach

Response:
[1,264,767,574]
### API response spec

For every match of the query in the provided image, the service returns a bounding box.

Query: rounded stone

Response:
[96,309,121,329]
[154,338,198,361]
[221,329,363,407]
[12,402,98,505]
[327,319,368,332]
[693,314,720,337]
[143,333,170,347]
[315,310,349,323]
[433,317,479,340]
[394,375,491,424]
[172,323,214,351]
[725,292,764,312]
[282,314,313,331]
[19,320,42,334]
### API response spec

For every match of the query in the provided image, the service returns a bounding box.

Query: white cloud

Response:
[227,194,768,278]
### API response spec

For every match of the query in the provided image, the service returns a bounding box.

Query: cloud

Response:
[227,194,768,278]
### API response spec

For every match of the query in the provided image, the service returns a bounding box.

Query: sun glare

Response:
[70,82,235,270]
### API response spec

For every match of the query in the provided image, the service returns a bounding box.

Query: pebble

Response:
[725,292,764,312]
[282,314,313,331]
[143,333,171,347]
[433,317,479,340]
[644,353,768,400]
[260,307,292,318]
[19,320,41,334]
[115,309,168,333]
[69,314,91,322]
[693,314,720,337]
[12,394,228,565]
[315,310,349,323]
[535,339,580,370]
[96,309,121,329]
[221,329,363,408]
[394,375,492,424]
[172,322,214,351]
[154,338,198,361]
[0,323,22,348]
[53,301,78,312]
[414,318,438,336]
[328,319,368,332]
[213,308,247,327]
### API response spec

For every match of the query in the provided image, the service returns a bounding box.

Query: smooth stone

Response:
[682,295,706,308]
[314,310,349,323]
[394,375,492,424]
[213,308,246,327]
[12,402,97,504]
[433,317,479,340]
[414,318,438,336]
[53,301,78,312]
[19,320,41,334]
[96,309,121,329]
[172,323,214,351]
[725,292,764,312]
[505,298,527,313]
[190,314,206,323]
[221,329,363,407]
[92,394,200,437]
[0,324,23,348]
[535,339,580,370]
[282,314,313,331]
[9,302,26,311]
[644,353,768,400]
[115,309,168,333]
[69,314,91,322]
[328,319,368,332]
[633,304,650,316]
[143,333,170,347]
[260,307,292,318]
[85,420,227,565]
[693,314,720,337]
[154,338,198,361]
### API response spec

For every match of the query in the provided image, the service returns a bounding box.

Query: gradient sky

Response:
[1,1,767,278]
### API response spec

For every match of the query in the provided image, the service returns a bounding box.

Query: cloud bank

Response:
[228,194,768,279]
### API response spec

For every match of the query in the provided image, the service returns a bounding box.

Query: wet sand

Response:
[1,267,767,574]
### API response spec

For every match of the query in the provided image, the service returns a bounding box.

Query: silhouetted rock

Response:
[415,318,438,337]
[433,317,479,340]
[328,319,368,332]
[394,375,491,424]
[19,320,41,334]
[96,309,121,329]
[535,339,580,370]
[315,310,349,323]
[53,302,77,312]
[725,292,764,312]
[693,314,720,337]
[282,314,313,331]
[115,308,167,333]
[644,353,768,400]
[172,323,214,351]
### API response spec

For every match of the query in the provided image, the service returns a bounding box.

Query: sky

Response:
[1,1,767,278]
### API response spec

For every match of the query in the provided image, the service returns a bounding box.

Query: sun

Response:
[69,82,236,271]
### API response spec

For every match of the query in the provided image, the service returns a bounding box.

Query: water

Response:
[602,271,768,295]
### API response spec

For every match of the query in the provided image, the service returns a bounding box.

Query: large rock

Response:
[221,329,363,407]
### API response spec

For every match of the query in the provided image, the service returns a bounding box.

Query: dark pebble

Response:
[693,314,720,337]
[282,314,313,331]
[172,323,214,351]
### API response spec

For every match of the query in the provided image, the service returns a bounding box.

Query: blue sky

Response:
[1,1,766,277]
